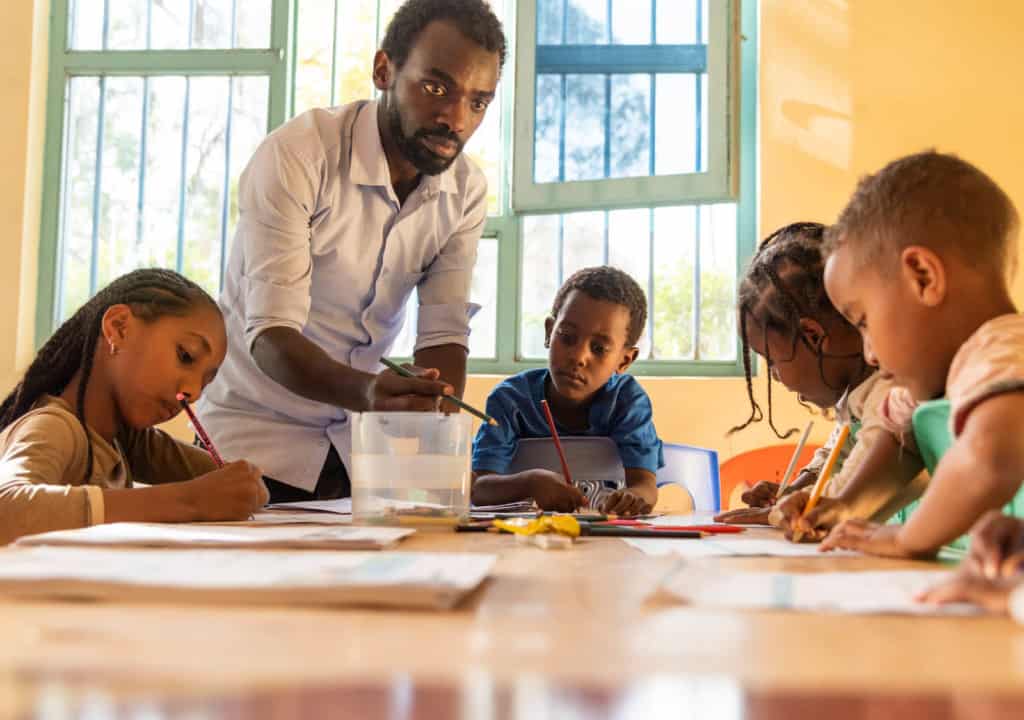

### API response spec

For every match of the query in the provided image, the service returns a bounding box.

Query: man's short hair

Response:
[381,0,507,70]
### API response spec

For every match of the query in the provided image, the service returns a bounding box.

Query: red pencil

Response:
[177,392,224,467]
[539,399,572,486]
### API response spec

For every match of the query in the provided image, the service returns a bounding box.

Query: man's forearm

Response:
[251,326,372,411]
[415,343,468,409]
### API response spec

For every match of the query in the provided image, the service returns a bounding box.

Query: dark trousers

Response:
[263,444,351,504]
[195,436,350,504]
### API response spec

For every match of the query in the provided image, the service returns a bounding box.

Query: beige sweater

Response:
[0,395,217,544]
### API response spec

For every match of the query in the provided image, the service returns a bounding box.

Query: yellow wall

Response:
[4,1,1024,464]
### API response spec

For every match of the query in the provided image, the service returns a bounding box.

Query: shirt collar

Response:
[348,100,459,196]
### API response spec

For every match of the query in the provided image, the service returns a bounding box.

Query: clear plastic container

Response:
[350,412,472,528]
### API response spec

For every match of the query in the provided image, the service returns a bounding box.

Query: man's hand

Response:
[364,364,453,411]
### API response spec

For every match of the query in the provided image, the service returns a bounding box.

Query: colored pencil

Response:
[792,423,850,542]
[177,392,224,467]
[539,399,573,487]
[776,420,814,500]
[380,357,498,426]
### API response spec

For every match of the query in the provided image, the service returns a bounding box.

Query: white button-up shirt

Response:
[196,100,486,491]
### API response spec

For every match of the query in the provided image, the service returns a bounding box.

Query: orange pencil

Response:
[792,423,850,543]
[539,399,573,487]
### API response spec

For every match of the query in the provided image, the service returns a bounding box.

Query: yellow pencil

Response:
[792,423,850,543]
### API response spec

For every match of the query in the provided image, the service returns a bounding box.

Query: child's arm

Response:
[103,462,268,524]
[600,468,657,515]
[471,469,586,512]
[119,426,218,484]
[775,430,925,541]
[823,393,1024,558]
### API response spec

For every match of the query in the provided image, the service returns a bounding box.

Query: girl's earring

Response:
[109,341,118,356]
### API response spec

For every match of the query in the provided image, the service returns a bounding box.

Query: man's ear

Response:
[372,50,393,92]
[900,245,947,307]
[543,316,554,348]
[798,317,826,350]
[616,345,640,374]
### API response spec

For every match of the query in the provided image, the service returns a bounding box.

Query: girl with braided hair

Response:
[715,223,926,540]
[0,268,267,544]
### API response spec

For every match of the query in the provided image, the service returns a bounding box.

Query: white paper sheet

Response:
[0,547,496,610]
[624,536,858,558]
[661,567,979,615]
[16,522,411,550]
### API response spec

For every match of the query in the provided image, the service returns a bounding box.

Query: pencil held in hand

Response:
[379,357,498,426]
[539,399,573,487]
[177,392,224,467]
[792,423,849,542]
[776,420,814,500]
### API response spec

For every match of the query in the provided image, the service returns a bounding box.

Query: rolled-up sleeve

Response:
[414,176,487,353]
[235,132,323,350]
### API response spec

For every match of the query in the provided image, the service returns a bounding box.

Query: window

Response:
[39,0,756,376]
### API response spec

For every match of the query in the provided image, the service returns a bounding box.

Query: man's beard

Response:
[384,95,464,176]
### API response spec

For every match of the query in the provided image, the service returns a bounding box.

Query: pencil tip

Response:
[489,418,499,426]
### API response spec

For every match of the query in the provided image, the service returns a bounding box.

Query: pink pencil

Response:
[539,399,573,487]
[177,392,224,467]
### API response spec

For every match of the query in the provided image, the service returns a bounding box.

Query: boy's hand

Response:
[525,470,586,513]
[600,489,653,516]
[916,572,1018,614]
[181,461,269,521]
[713,507,772,525]
[819,520,923,558]
[773,491,851,543]
[962,511,1024,580]
[741,481,780,508]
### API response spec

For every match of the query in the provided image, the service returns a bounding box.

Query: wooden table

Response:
[2,526,1023,718]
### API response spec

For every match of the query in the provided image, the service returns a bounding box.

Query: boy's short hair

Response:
[381,0,507,71]
[551,266,648,347]
[824,150,1019,276]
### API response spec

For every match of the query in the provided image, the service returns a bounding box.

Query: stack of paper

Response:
[0,546,496,610]
[266,498,352,514]
[660,567,978,616]
[16,523,413,550]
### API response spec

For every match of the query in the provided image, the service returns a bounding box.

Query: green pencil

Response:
[380,357,499,426]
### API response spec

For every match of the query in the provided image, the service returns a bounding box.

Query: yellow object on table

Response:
[493,515,581,538]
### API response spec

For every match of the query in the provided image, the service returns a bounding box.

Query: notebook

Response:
[0,546,496,610]
[16,522,412,550]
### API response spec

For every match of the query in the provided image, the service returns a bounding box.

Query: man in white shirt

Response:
[196,0,506,502]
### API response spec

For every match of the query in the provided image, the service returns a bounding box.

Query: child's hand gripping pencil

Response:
[791,423,849,543]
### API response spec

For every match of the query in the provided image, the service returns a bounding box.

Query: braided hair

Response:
[0,268,220,482]
[728,222,866,438]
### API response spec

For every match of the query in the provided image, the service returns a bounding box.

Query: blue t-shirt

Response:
[472,368,664,475]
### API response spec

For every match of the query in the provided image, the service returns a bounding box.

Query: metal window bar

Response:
[175,0,197,274]
[135,0,154,262]
[88,0,112,295]
[691,0,704,360]
[219,0,240,285]
[647,0,657,358]
[329,0,340,106]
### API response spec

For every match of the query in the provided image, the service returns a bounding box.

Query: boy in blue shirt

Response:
[471,266,662,515]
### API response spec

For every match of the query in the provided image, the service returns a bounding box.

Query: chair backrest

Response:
[718,443,822,511]
[507,436,625,507]
[656,443,721,512]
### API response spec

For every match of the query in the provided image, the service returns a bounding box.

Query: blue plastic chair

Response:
[656,443,721,512]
